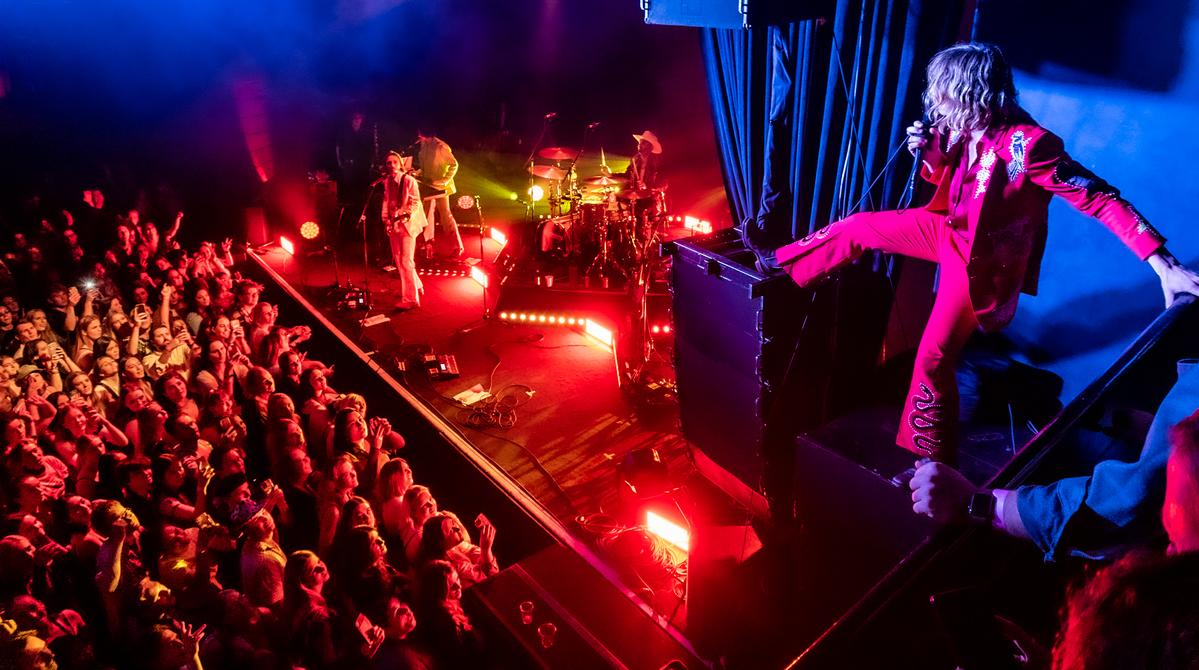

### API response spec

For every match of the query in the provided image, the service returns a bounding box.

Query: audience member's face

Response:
[10,595,49,637]
[385,599,417,639]
[334,460,358,492]
[127,466,152,497]
[0,305,13,328]
[253,302,277,327]
[216,272,233,291]
[220,450,246,477]
[70,375,92,397]
[152,326,171,349]
[307,557,330,590]
[166,270,183,290]
[163,375,187,403]
[5,417,27,444]
[48,289,68,309]
[107,309,129,334]
[63,230,78,246]
[207,341,227,368]
[123,357,146,380]
[1,357,18,379]
[124,386,148,411]
[63,406,88,435]
[24,372,47,397]
[412,491,437,525]
[65,495,92,526]
[368,529,387,560]
[227,481,251,505]
[97,356,118,378]
[194,289,211,308]
[84,318,103,340]
[92,190,104,209]
[17,477,43,510]
[288,449,312,482]
[214,317,231,340]
[1164,448,1199,554]
[16,322,37,343]
[2,296,19,314]
[132,286,149,304]
[283,353,302,378]
[29,311,49,332]
[441,516,468,550]
[173,414,199,440]
[347,411,367,442]
[117,226,133,246]
[307,369,328,392]
[350,503,375,529]
[239,286,260,308]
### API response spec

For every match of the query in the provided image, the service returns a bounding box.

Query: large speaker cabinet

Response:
[669,230,810,511]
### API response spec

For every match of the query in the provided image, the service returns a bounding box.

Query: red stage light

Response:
[646,510,689,551]
[300,221,320,240]
[489,228,508,247]
[499,311,510,320]
[663,325,671,333]
[584,319,614,349]
[279,236,295,255]
[651,325,661,334]
[470,266,489,288]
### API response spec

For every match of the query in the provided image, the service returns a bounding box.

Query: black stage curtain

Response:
[702,0,968,258]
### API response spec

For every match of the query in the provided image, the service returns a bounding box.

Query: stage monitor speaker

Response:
[669,229,809,509]
[643,0,833,29]
[244,207,269,246]
[686,522,762,656]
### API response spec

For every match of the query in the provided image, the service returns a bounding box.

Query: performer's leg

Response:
[897,247,978,463]
[775,209,943,288]
[423,200,436,244]
[435,196,463,252]
[399,232,420,305]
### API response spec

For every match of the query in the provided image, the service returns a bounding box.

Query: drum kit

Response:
[528,145,669,287]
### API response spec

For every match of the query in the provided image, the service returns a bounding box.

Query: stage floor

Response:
[256,229,697,530]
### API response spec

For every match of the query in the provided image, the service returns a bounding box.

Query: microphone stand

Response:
[524,115,554,224]
[355,179,384,313]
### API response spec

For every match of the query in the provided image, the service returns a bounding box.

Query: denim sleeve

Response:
[1015,363,1199,560]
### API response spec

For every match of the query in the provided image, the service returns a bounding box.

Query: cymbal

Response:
[582,175,626,187]
[528,164,567,180]
[538,146,578,160]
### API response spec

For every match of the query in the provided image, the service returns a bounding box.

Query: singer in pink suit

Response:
[775,43,1199,463]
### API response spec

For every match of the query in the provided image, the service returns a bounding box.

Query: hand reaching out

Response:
[475,514,496,553]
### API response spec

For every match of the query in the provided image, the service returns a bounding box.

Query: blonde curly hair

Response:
[923,43,1018,133]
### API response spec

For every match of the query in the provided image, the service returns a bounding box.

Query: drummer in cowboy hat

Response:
[626,130,663,191]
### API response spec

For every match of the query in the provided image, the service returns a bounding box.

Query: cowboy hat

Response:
[632,130,662,154]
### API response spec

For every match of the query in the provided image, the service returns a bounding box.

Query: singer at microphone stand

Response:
[772,42,1199,471]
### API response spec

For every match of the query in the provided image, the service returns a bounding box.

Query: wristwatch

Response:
[966,491,996,524]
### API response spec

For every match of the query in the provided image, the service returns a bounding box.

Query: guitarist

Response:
[380,151,426,310]
[414,131,465,258]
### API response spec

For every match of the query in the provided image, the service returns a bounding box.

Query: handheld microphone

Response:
[544,112,558,120]
[905,115,931,200]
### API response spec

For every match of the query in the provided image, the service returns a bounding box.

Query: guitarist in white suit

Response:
[382,151,426,310]
[414,131,465,257]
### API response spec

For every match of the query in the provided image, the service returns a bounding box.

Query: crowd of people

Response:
[0,189,500,669]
